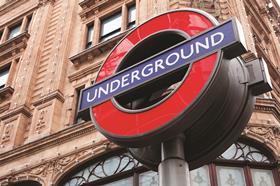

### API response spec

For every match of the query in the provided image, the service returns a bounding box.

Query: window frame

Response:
[82,2,136,50]
[0,65,10,89]
[0,13,33,44]
[74,85,91,124]
[127,4,136,29]
[60,141,280,186]
[100,11,122,42]
[85,23,94,49]
[7,22,22,40]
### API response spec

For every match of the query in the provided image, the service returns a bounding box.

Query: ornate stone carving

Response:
[35,110,46,134]
[0,140,117,185]
[1,124,13,145]
[243,124,280,157]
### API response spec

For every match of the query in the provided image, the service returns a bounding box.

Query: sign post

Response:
[159,134,190,186]
[79,8,272,185]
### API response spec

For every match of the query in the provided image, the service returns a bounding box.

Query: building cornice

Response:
[254,98,280,122]
[0,0,29,17]
[0,104,31,120]
[68,62,101,82]
[0,32,30,62]
[32,90,65,106]
[0,121,96,166]
[79,0,121,20]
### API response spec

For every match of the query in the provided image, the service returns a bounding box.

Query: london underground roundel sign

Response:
[79,9,250,148]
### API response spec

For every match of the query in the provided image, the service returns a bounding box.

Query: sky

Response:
[277,0,280,6]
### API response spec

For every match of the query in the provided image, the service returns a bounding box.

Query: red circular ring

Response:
[92,10,219,140]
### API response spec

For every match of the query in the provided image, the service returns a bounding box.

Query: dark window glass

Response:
[127,4,136,29]
[26,15,33,32]
[86,24,94,48]
[100,12,122,41]
[8,23,21,40]
[0,31,3,41]
[0,66,9,89]
[75,87,91,123]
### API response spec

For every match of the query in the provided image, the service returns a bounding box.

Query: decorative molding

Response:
[0,86,14,102]
[0,121,95,166]
[32,90,65,107]
[35,109,47,134]
[38,0,55,7]
[0,103,10,114]
[0,32,30,62]
[0,139,117,185]
[68,62,101,82]
[1,123,14,146]
[0,104,31,120]
[242,123,280,159]
[69,30,129,67]
[254,98,280,123]
[79,0,121,20]
[0,0,29,17]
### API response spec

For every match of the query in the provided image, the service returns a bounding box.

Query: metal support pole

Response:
[158,134,191,186]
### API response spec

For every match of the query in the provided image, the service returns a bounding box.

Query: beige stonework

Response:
[0,0,279,185]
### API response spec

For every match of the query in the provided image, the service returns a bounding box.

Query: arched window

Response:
[8,181,42,186]
[191,142,279,186]
[60,142,279,186]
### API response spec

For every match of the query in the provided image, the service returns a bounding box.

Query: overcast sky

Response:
[277,0,280,6]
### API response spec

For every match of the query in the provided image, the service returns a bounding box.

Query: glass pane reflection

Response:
[217,166,246,186]
[251,169,275,186]
[102,177,133,186]
[190,166,211,186]
[139,171,159,186]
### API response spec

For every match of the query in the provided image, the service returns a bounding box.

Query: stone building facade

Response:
[0,0,279,185]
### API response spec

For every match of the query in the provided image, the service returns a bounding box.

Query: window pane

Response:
[0,31,3,41]
[0,68,9,88]
[128,5,136,28]
[251,169,275,186]
[8,23,21,40]
[101,12,121,41]
[102,177,133,186]
[139,171,159,186]
[190,166,211,186]
[219,142,270,163]
[216,166,246,186]
[26,15,33,31]
[75,87,91,123]
[86,24,94,48]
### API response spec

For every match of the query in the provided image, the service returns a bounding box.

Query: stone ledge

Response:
[254,98,280,122]
[0,104,31,120]
[32,90,65,107]
[0,86,14,102]
[0,121,95,166]
[69,31,129,67]
[0,32,30,62]
[0,103,10,114]
[0,0,29,16]
[68,62,101,82]
[79,0,120,19]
